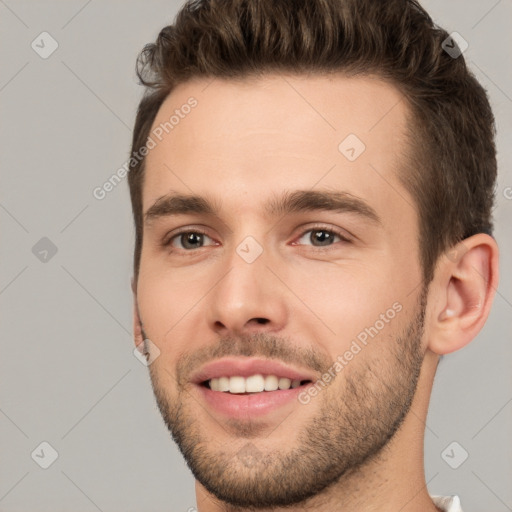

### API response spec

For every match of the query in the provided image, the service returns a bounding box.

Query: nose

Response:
[206,245,288,338]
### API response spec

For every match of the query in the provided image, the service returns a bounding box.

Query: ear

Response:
[427,233,499,355]
[131,276,145,349]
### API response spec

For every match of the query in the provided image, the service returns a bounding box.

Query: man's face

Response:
[135,74,427,507]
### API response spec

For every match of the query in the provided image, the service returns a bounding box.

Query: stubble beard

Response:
[146,292,427,509]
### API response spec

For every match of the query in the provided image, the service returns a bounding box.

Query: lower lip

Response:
[195,383,311,419]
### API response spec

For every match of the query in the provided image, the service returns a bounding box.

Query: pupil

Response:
[184,232,202,248]
[314,230,331,246]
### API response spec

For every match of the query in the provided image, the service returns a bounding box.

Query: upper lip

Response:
[190,357,318,384]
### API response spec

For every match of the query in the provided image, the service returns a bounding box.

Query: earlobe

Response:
[428,234,499,355]
[132,281,144,348]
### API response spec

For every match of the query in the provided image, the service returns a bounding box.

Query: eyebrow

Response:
[144,189,381,226]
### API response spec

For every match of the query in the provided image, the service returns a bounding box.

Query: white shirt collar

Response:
[431,495,463,512]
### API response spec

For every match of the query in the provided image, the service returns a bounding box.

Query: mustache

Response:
[175,332,334,387]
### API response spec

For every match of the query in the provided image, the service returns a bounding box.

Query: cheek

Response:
[284,259,412,353]
[136,267,204,359]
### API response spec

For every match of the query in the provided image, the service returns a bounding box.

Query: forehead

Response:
[142,73,413,225]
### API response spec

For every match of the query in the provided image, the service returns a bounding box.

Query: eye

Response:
[293,226,350,248]
[161,225,350,253]
[162,229,217,251]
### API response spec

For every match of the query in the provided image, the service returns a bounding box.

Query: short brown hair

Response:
[128,0,497,285]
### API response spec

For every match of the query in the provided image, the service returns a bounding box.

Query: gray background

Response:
[0,1,511,511]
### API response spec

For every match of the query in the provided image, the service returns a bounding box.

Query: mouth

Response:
[200,374,313,394]
[190,357,318,419]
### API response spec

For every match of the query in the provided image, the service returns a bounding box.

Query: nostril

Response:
[255,318,269,324]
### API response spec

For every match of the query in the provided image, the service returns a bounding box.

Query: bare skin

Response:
[132,73,499,512]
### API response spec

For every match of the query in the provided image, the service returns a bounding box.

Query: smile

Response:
[204,374,312,394]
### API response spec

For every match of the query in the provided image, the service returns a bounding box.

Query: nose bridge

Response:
[207,229,287,334]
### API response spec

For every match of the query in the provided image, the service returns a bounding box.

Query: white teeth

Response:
[229,376,246,393]
[245,374,265,392]
[218,376,230,392]
[208,374,306,393]
[264,375,279,391]
[278,377,291,390]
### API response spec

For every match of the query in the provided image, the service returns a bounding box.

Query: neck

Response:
[195,351,442,512]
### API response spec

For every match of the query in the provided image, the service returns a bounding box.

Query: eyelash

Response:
[161,225,351,251]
